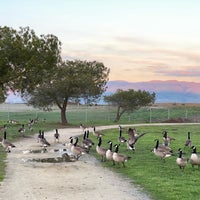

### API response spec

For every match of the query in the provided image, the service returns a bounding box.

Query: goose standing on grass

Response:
[190,146,200,170]
[118,129,126,143]
[113,144,131,167]
[153,139,173,162]
[0,125,7,132]
[80,123,89,132]
[185,132,192,147]
[86,130,94,145]
[162,131,175,146]
[82,131,94,151]
[96,137,107,162]
[18,124,25,136]
[54,129,60,143]
[1,131,16,152]
[71,137,87,160]
[176,148,188,171]
[92,126,104,137]
[106,141,115,165]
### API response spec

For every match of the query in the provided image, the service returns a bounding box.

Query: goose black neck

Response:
[98,137,102,146]
[120,130,122,137]
[115,145,119,153]
[188,132,190,139]
[109,142,112,150]
[163,131,167,138]
[192,147,197,153]
[178,150,183,158]
[83,131,87,139]
[155,140,159,149]
[74,137,78,146]
[3,131,6,140]
[86,130,89,138]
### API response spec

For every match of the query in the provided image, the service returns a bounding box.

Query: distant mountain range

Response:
[105,80,200,103]
[5,80,200,104]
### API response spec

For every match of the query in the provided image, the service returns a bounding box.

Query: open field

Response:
[1,103,200,125]
[1,103,200,199]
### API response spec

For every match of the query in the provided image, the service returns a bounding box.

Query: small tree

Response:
[104,89,156,122]
[27,60,110,125]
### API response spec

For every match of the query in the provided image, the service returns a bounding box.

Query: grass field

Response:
[90,124,200,200]
[0,103,200,199]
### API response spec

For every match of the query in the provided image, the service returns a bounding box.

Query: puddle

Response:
[30,153,75,163]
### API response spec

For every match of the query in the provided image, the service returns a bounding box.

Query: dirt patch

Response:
[0,127,152,200]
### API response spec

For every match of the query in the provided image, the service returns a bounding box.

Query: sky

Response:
[1,0,200,83]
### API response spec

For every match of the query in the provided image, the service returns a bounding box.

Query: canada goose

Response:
[96,137,107,162]
[0,125,7,132]
[119,125,126,132]
[71,137,87,159]
[153,139,173,162]
[106,141,115,165]
[18,124,25,136]
[1,131,16,152]
[80,123,89,132]
[86,130,95,145]
[28,119,34,131]
[7,119,18,124]
[64,137,74,149]
[37,130,42,143]
[176,148,188,171]
[40,131,50,147]
[54,129,60,143]
[82,131,94,151]
[126,128,146,151]
[118,129,126,143]
[185,132,192,147]
[190,146,200,170]
[162,131,175,146]
[92,126,104,137]
[113,144,131,167]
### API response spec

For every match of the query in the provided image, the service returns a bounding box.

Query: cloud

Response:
[149,65,200,77]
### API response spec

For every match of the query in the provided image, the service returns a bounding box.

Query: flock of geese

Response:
[1,122,200,170]
[0,118,38,152]
[152,130,200,171]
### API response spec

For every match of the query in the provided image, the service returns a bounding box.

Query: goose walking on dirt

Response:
[1,131,16,152]
[54,129,60,143]
[71,137,87,160]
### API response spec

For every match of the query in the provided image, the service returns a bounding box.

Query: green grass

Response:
[1,104,200,199]
[89,124,200,200]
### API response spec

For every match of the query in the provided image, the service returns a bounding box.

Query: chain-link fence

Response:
[0,103,200,125]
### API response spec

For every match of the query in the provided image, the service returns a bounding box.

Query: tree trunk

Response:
[61,107,68,125]
[114,107,126,122]
[58,98,68,125]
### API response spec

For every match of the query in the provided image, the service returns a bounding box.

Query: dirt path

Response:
[0,126,152,200]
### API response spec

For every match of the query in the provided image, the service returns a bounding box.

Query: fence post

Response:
[149,108,152,123]
[168,108,170,119]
